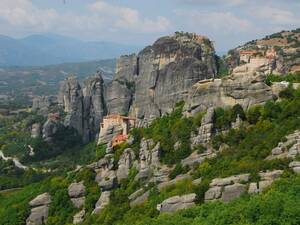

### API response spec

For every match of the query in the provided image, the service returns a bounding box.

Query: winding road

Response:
[0,150,28,170]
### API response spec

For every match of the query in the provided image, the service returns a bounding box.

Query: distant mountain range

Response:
[0,34,141,66]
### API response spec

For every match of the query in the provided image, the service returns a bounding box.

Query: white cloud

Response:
[0,0,170,37]
[88,1,170,33]
[175,10,253,34]
[180,0,247,7]
[254,6,300,26]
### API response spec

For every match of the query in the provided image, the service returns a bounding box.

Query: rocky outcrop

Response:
[181,150,216,167]
[42,118,63,143]
[59,72,106,143]
[267,130,300,160]
[157,193,197,213]
[289,161,300,174]
[92,191,111,215]
[248,170,283,194]
[82,73,106,143]
[68,181,86,209]
[129,190,150,207]
[31,123,41,138]
[190,108,214,147]
[135,139,161,181]
[73,209,85,224]
[205,174,250,202]
[59,75,83,136]
[186,58,274,113]
[116,148,136,181]
[93,155,118,191]
[32,96,57,116]
[205,171,283,202]
[26,193,51,225]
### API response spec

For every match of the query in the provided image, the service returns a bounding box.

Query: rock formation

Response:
[59,72,106,143]
[157,193,197,213]
[26,193,51,225]
[68,181,86,209]
[267,130,300,160]
[186,58,274,113]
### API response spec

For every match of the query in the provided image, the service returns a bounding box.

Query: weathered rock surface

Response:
[26,193,51,225]
[82,73,106,142]
[205,174,249,202]
[26,205,49,225]
[186,58,274,113]
[130,190,150,207]
[71,197,86,209]
[31,123,41,138]
[73,209,85,224]
[221,183,246,202]
[59,72,106,143]
[29,193,51,207]
[59,75,83,136]
[267,130,300,160]
[92,191,111,214]
[42,118,63,143]
[157,193,197,213]
[157,174,192,191]
[289,161,300,174]
[32,96,57,116]
[68,181,86,198]
[117,148,136,181]
[181,150,216,167]
[135,139,161,181]
[190,108,214,147]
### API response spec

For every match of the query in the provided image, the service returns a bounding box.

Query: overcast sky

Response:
[1,0,300,51]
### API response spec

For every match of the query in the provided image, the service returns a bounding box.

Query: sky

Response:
[0,0,300,52]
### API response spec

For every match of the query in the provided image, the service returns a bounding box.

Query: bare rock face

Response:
[190,108,214,147]
[32,96,57,116]
[104,32,217,124]
[26,193,51,225]
[82,73,106,143]
[157,193,197,213]
[31,123,41,138]
[68,181,86,198]
[68,181,86,209]
[289,161,300,174]
[221,183,246,202]
[130,190,150,207]
[42,118,63,143]
[205,174,250,202]
[59,75,83,136]
[92,191,111,215]
[117,148,136,181]
[186,58,274,113]
[267,130,300,160]
[73,209,85,224]
[29,193,51,207]
[135,139,161,181]
[59,72,106,143]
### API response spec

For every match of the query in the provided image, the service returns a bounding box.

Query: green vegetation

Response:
[265,73,300,85]
[3,84,300,224]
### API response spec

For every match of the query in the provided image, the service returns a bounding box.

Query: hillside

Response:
[0,34,140,66]
[0,30,300,225]
[0,59,115,108]
[225,28,300,75]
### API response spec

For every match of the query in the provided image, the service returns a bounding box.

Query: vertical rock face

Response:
[59,75,83,136]
[83,73,106,142]
[59,72,106,143]
[186,57,274,113]
[26,193,51,225]
[104,32,217,125]
[131,33,217,124]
